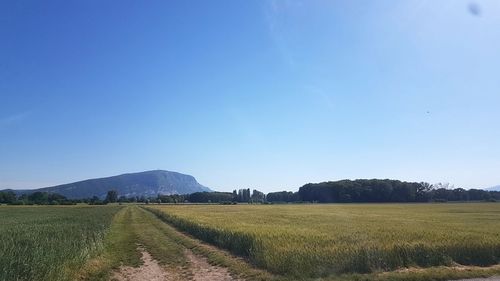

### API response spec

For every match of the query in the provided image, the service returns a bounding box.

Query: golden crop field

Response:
[147,203,500,279]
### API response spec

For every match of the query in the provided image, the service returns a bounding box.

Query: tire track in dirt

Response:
[111,248,173,281]
[111,247,239,281]
[184,249,239,281]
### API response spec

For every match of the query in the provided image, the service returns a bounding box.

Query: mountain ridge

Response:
[1,170,211,199]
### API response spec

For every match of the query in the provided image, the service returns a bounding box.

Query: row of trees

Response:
[294,180,500,203]
[266,191,300,202]
[0,191,76,205]
[232,189,266,203]
[156,191,267,204]
[156,192,235,203]
[2,180,499,205]
[298,180,427,203]
[0,190,121,205]
[121,181,500,204]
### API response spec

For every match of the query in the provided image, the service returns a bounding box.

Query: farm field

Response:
[0,205,121,281]
[0,204,271,281]
[147,203,500,279]
[2,203,500,281]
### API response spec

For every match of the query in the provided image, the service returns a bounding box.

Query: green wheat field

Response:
[0,206,121,281]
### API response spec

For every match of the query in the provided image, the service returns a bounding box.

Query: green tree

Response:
[105,190,118,203]
[251,189,266,203]
[0,191,16,204]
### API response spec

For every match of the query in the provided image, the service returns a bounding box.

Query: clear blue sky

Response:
[1,0,499,192]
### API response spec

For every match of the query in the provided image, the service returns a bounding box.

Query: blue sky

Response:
[1,0,499,192]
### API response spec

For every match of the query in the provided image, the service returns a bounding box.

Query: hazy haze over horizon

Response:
[1,0,500,193]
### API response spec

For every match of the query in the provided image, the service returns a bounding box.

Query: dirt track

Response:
[111,248,171,281]
[111,247,238,281]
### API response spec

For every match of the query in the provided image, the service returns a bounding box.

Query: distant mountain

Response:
[485,185,500,192]
[3,170,211,199]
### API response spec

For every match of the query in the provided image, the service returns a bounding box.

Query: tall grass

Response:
[146,203,500,278]
[0,205,121,281]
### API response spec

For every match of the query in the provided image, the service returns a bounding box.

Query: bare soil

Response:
[111,247,239,281]
[184,249,237,281]
[111,248,173,281]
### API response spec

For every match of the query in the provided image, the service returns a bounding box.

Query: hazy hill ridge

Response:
[3,170,211,199]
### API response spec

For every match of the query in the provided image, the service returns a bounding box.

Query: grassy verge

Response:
[129,205,189,276]
[77,206,141,280]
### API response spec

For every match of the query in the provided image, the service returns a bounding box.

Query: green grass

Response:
[130,205,189,273]
[0,205,121,281]
[78,206,142,281]
[146,203,500,279]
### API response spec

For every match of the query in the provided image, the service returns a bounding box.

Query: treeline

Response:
[0,191,76,205]
[156,192,234,204]
[0,190,244,205]
[155,190,266,204]
[2,180,499,205]
[266,191,300,202]
[294,180,500,203]
[0,190,123,205]
[232,189,266,203]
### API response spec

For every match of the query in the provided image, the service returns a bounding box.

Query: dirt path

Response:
[184,249,237,281]
[111,247,238,281]
[111,248,173,281]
